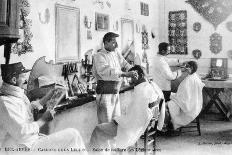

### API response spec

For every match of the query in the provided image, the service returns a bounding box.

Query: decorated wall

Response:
[158,0,232,113]
[159,0,232,76]
[0,0,159,74]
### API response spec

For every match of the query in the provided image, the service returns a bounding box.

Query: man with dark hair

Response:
[158,42,170,55]
[93,32,137,124]
[89,65,165,150]
[0,62,87,154]
[165,61,204,130]
[152,42,182,102]
[185,61,198,74]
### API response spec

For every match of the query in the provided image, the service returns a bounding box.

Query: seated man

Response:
[89,65,165,150]
[166,61,205,130]
[0,62,87,154]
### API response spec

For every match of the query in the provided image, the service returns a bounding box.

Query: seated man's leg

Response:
[31,128,87,154]
[162,91,171,102]
[89,121,117,150]
[162,102,174,131]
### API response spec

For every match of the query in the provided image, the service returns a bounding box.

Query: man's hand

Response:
[31,100,43,110]
[41,110,55,122]
[36,110,55,127]
[121,71,138,79]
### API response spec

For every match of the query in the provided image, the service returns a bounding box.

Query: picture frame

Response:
[168,10,188,55]
[140,2,149,16]
[95,12,109,31]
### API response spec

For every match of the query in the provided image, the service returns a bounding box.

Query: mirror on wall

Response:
[121,18,134,64]
[215,59,223,67]
[209,58,228,80]
[55,4,80,62]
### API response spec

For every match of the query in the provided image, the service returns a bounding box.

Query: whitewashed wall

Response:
[0,0,159,74]
[159,0,232,75]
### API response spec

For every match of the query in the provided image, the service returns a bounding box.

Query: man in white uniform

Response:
[92,32,137,124]
[152,42,182,102]
[166,61,205,130]
[0,62,87,154]
[89,65,165,150]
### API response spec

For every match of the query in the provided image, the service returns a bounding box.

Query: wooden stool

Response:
[179,116,201,136]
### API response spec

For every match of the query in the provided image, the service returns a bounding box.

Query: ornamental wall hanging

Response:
[142,29,149,49]
[38,8,50,24]
[193,22,201,32]
[11,0,33,56]
[186,0,232,30]
[168,10,188,55]
[192,49,202,59]
[210,32,222,54]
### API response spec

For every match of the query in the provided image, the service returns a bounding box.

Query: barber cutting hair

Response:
[90,65,165,150]
[92,32,137,124]
[165,61,205,131]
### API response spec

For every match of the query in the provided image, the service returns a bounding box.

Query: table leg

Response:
[214,96,231,120]
[202,88,231,121]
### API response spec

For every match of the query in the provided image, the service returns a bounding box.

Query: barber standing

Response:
[152,42,181,102]
[93,32,137,124]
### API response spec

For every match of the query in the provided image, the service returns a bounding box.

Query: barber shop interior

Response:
[1,0,232,155]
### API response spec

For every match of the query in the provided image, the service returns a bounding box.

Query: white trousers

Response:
[96,94,121,124]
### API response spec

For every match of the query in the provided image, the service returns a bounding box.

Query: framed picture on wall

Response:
[55,4,80,62]
[168,10,188,55]
[95,12,109,31]
[140,2,149,16]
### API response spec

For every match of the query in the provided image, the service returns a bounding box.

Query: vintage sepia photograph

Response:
[0,0,232,155]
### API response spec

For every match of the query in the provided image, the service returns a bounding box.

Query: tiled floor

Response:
[89,114,232,155]
[154,115,232,155]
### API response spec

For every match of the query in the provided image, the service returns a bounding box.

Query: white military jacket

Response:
[0,83,39,148]
[152,54,179,91]
[92,48,131,81]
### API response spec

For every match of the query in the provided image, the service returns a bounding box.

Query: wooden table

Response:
[201,79,232,121]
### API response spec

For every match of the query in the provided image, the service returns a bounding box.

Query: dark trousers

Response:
[162,91,171,102]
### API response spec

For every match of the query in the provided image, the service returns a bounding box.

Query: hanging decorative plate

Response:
[192,49,202,59]
[228,50,232,59]
[210,33,222,54]
[226,21,232,32]
[193,22,201,32]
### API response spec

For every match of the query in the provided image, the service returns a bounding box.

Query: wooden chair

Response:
[135,99,163,155]
[178,115,201,136]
